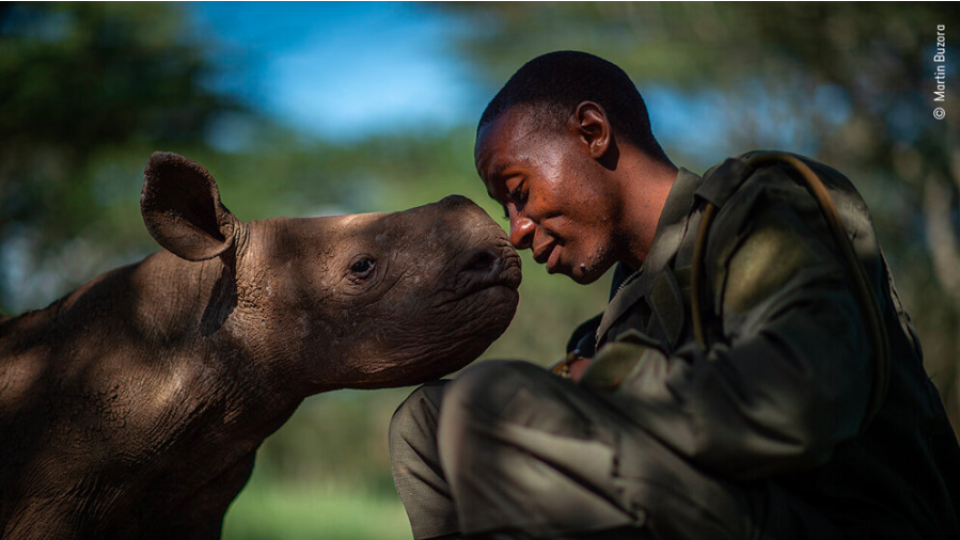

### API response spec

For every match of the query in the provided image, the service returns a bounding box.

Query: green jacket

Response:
[569,152,960,539]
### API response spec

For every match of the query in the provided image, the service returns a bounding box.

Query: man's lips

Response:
[533,241,555,264]
[546,246,561,274]
[533,241,561,273]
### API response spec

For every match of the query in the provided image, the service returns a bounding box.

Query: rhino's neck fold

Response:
[1,253,205,343]
[1,246,305,444]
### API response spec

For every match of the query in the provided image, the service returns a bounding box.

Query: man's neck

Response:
[616,151,678,271]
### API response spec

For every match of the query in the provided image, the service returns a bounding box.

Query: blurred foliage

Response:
[0,3,234,242]
[0,2,237,315]
[2,2,959,539]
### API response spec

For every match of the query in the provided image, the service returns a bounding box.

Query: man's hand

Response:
[567,357,593,382]
[579,340,659,390]
[549,351,593,382]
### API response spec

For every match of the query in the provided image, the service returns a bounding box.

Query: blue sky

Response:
[186,3,822,160]
[190,2,484,141]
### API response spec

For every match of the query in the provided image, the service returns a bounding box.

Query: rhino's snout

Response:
[437,194,493,226]
[460,246,522,288]
[463,247,500,274]
[438,194,474,208]
[453,242,522,298]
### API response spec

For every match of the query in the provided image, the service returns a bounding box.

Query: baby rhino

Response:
[0,152,521,540]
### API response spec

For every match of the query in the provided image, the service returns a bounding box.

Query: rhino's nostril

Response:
[463,248,499,273]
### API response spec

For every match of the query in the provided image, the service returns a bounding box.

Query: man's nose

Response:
[509,216,535,250]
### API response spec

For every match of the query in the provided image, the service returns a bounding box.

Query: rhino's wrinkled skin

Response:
[0,152,521,539]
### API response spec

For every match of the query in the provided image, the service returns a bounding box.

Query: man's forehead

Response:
[475,107,546,166]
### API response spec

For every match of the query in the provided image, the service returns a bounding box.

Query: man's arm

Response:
[596,187,875,480]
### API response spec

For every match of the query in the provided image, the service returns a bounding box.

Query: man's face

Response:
[475,106,624,284]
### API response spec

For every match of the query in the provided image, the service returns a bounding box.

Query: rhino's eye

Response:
[349,256,376,278]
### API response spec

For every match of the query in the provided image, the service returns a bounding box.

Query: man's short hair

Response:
[479,51,668,161]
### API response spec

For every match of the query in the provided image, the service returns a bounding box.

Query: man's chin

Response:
[543,247,614,284]
[555,262,607,285]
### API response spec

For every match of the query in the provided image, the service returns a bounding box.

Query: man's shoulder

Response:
[694,151,871,251]
[696,150,856,211]
[693,151,882,322]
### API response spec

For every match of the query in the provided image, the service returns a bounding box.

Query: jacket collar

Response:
[597,167,703,346]
[606,167,704,297]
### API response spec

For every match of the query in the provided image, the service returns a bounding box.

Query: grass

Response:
[222,478,413,540]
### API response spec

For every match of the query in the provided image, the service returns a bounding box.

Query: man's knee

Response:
[436,362,643,537]
[439,360,606,445]
[440,360,543,422]
[389,379,448,456]
[434,360,555,487]
[390,380,462,540]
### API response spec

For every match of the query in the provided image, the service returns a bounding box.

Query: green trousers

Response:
[389,360,847,540]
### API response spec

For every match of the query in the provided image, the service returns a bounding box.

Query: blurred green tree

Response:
[0,2,238,313]
[442,2,960,432]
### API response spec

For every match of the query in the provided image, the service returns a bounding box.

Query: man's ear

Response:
[141,152,238,261]
[574,101,613,160]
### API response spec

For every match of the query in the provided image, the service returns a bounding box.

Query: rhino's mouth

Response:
[497,252,522,290]
[461,245,522,295]
[438,244,522,308]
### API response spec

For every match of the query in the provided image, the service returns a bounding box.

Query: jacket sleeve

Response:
[606,185,874,480]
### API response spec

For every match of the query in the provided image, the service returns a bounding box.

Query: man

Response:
[389,51,960,540]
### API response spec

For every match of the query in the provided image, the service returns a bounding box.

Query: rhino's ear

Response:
[141,152,238,261]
